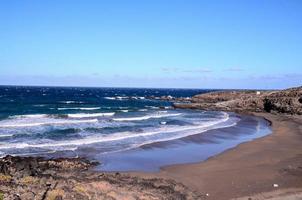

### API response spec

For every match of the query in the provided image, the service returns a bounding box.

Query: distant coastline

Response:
[172,86,302,115]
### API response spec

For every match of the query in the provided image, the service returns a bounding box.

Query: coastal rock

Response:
[146,95,192,102]
[0,155,94,177]
[0,156,202,199]
[173,86,302,115]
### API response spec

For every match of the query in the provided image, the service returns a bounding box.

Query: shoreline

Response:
[94,112,271,172]
[1,112,301,199]
[132,112,302,199]
[0,113,301,199]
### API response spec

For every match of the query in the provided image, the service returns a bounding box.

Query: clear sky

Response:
[0,0,301,89]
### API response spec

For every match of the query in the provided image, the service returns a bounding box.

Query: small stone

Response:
[20,192,35,200]
[13,194,21,200]
[54,195,63,200]
[206,193,209,197]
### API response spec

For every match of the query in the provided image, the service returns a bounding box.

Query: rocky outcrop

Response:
[0,155,94,178]
[173,86,302,115]
[262,86,302,114]
[0,156,202,200]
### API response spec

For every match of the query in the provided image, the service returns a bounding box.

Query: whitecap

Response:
[0,134,13,138]
[67,113,115,118]
[10,114,48,119]
[116,96,128,100]
[104,97,115,100]
[0,119,98,128]
[59,101,84,104]
[113,113,181,121]
[57,107,101,111]
[145,106,159,109]
[0,112,236,150]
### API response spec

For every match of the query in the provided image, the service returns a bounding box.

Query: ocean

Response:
[0,86,271,171]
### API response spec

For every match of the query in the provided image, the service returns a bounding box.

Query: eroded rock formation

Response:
[173,86,302,115]
[0,156,202,200]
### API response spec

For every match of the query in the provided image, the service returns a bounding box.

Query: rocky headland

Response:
[173,86,302,115]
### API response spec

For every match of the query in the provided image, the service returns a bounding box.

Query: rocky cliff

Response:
[173,86,302,115]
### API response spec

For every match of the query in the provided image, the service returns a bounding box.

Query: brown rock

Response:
[174,86,302,115]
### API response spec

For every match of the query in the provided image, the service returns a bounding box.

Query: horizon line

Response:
[0,84,278,91]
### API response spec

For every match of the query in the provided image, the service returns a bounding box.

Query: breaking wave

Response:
[57,107,101,110]
[0,112,235,151]
[112,113,181,121]
[67,113,115,118]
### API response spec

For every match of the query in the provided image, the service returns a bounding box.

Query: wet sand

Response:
[95,113,271,172]
[132,113,302,199]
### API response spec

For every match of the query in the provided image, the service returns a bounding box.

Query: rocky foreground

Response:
[0,155,202,200]
[173,86,302,115]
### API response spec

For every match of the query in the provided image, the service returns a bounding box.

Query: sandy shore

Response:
[131,113,302,199]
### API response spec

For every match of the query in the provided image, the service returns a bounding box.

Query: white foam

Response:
[0,134,13,138]
[116,96,128,100]
[145,106,159,109]
[104,96,129,100]
[0,112,234,150]
[0,119,98,128]
[118,107,129,109]
[59,101,84,104]
[57,107,101,110]
[158,110,168,113]
[120,110,129,112]
[113,113,181,121]
[11,114,48,119]
[104,97,115,100]
[67,113,115,118]
[129,123,238,152]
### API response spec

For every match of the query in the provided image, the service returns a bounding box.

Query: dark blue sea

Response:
[0,86,271,171]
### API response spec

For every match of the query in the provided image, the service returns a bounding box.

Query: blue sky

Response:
[0,0,301,89]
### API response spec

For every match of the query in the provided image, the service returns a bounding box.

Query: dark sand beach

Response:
[139,113,302,199]
[133,87,302,199]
